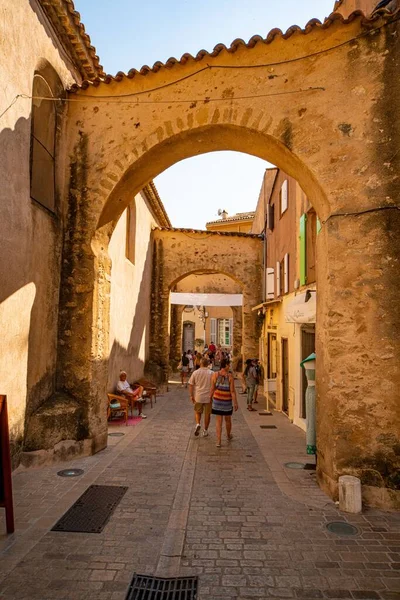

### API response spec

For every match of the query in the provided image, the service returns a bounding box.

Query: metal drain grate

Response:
[258,413,273,416]
[260,425,277,429]
[52,485,128,533]
[126,574,198,600]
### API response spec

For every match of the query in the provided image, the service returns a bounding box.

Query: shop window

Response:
[280,180,288,215]
[126,201,136,264]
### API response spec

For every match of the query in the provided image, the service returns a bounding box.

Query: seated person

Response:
[116,371,146,418]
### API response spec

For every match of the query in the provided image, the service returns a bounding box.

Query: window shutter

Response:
[266,268,275,299]
[284,253,289,294]
[276,261,281,297]
[210,318,217,344]
[229,318,233,347]
[281,180,288,214]
[299,214,307,286]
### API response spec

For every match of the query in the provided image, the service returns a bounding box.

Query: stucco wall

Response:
[0,0,80,460]
[107,192,157,390]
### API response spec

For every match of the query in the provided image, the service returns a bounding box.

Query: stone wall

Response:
[0,0,81,464]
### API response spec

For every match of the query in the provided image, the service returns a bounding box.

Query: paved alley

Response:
[0,381,399,600]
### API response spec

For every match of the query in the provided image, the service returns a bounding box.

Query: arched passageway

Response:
[51,10,399,504]
[147,231,262,382]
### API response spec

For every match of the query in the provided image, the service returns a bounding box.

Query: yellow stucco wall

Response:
[0,0,81,459]
[107,191,157,390]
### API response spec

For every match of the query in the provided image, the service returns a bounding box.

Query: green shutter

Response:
[300,214,307,286]
[316,217,322,234]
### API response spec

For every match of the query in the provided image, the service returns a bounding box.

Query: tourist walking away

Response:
[211,358,238,447]
[179,352,190,387]
[194,351,201,370]
[244,359,258,411]
[189,357,213,437]
[116,371,147,418]
[253,359,262,404]
[187,350,194,374]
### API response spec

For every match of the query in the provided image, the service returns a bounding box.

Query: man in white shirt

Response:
[116,371,147,418]
[189,357,213,437]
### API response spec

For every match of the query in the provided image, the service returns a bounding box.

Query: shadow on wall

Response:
[107,238,153,389]
[0,112,65,466]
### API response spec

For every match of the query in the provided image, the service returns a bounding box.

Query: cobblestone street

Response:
[0,381,399,600]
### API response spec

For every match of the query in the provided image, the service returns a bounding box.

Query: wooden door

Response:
[281,338,289,414]
[182,322,195,353]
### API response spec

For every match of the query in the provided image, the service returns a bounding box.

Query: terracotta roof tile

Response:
[39,0,104,79]
[68,9,395,92]
[153,227,262,239]
[206,212,256,226]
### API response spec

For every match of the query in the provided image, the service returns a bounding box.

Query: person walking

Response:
[253,359,263,404]
[244,359,258,411]
[180,352,190,387]
[189,357,213,437]
[210,358,238,447]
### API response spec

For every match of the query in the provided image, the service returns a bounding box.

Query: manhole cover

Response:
[52,484,128,533]
[126,574,198,600]
[260,425,277,429]
[57,468,84,477]
[284,462,306,469]
[326,522,359,536]
[108,432,125,437]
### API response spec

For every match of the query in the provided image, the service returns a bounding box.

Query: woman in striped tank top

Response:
[210,359,238,448]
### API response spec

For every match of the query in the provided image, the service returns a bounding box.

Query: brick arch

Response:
[58,10,400,506]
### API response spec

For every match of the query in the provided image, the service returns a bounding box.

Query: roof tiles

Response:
[68,9,395,93]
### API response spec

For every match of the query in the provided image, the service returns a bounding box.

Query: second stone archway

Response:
[146,228,263,383]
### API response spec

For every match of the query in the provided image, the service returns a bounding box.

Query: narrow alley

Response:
[1,383,398,600]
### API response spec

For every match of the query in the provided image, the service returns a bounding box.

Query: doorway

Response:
[182,321,195,353]
[281,338,289,414]
[300,325,316,419]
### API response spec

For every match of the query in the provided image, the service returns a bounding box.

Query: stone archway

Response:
[147,228,263,383]
[56,10,399,504]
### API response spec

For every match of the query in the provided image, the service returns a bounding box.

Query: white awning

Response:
[285,291,316,324]
[170,293,243,307]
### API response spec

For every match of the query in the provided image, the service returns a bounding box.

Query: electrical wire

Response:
[322,205,400,224]
[0,12,398,118]
[19,86,325,106]
[0,95,22,120]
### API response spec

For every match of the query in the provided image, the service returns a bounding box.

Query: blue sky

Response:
[76,0,335,228]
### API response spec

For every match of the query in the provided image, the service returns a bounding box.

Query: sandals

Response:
[247,406,255,411]
[216,442,221,448]
[227,434,233,441]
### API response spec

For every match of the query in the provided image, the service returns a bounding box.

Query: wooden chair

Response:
[107,393,128,425]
